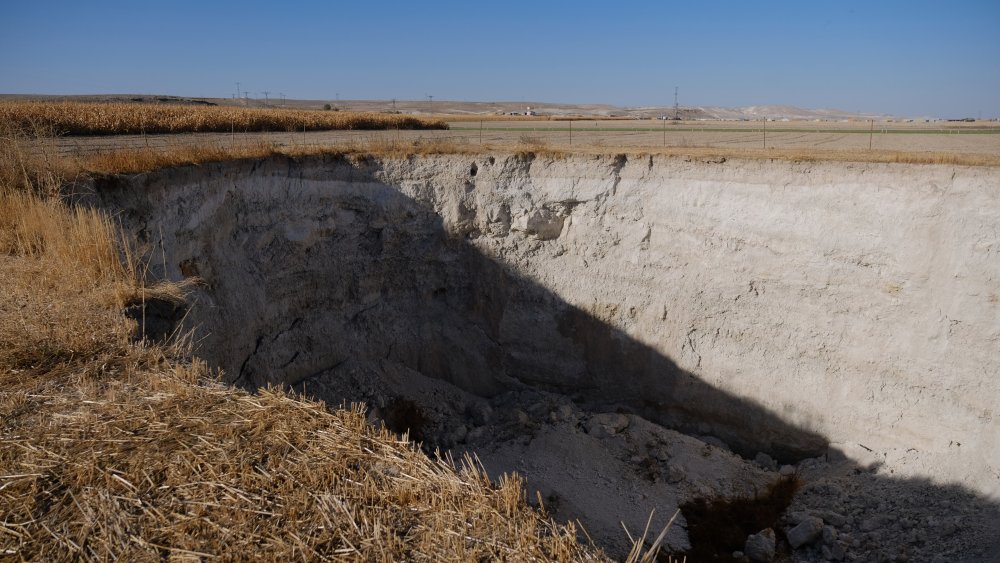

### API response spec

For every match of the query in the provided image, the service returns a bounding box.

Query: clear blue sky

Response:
[2,0,998,117]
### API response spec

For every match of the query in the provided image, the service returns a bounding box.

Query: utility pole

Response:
[427,94,434,104]
[674,86,679,120]
[392,98,397,111]
[869,119,874,150]
[279,93,286,107]
[261,91,270,107]
[236,82,241,100]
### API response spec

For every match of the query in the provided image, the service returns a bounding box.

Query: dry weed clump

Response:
[0,101,449,136]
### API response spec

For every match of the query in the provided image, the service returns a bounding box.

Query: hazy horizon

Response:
[2,0,998,119]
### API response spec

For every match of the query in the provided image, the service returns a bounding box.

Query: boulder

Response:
[744,528,776,562]
[787,516,824,549]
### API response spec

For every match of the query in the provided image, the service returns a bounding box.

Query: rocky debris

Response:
[466,402,493,426]
[454,391,776,556]
[814,508,847,527]
[586,412,630,435]
[744,528,776,561]
[277,349,1000,562]
[312,374,780,557]
[514,208,565,240]
[787,515,824,548]
[755,452,778,471]
[699,435,732,452]
[666,465,687,484]
[779,455,1000,563]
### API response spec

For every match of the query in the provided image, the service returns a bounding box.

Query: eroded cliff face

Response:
[88,153,1000,502]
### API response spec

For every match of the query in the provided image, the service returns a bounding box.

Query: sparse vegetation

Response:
[0,101,448,136]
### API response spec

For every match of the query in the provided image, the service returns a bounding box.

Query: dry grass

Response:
[82,141,286,175]
[0,101,448,136]
[11,137,994,188]
[310,137,999,167]
[0,132,613,561]
[679,145,1000,167]
[1,354,606,561]
[0,192,139,376]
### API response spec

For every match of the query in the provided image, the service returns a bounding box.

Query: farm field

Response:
[5,99,997,161]
[22,119,1000,165]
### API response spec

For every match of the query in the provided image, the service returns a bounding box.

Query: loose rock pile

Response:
[734,455,1000,562]
[300,360,1000,561]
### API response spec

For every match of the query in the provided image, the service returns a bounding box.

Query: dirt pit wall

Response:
[89,153,1000,497]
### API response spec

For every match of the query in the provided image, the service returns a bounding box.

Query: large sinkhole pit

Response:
[86,153,1000,560]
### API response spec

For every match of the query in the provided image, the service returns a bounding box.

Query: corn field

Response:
[0,101,449,136]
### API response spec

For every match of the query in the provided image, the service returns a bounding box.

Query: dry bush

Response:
[0,101,449,136]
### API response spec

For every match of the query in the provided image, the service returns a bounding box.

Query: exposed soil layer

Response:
[81,153,1000,559]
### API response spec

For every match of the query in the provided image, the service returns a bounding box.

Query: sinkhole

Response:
[85,152,1000,558]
